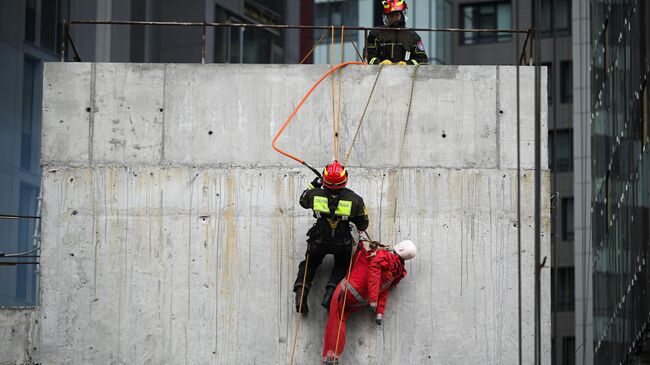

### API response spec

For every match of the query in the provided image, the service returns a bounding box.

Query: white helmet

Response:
[393,240,417,260]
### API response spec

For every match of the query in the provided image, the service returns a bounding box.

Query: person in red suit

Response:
[321,239,417,364]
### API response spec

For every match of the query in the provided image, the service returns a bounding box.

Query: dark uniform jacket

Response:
[366,28,428,65]
[300,187,369,244]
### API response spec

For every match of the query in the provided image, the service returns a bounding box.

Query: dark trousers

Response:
[293,240,352,292]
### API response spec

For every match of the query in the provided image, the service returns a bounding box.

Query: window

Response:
[560,61,573,103]
[25,0,37,43]
[460,2,512,45]
[562,336,576,365]
[314,0,358,43]
[562,197,574,241]
[553,267,574,311]
[542,62,552,104]
[21,56,38,170]
[24,0,70,53]
[643,84,650,144]
[541,0,571,36]
[16,183,39,304]
[548,129,573,172]
[214,5,282,64]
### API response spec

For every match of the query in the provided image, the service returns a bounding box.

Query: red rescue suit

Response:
[322,242,407,361]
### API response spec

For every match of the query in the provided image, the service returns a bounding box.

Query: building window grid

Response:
[459,1,512,45]
[562,197,574,241]
[540,0,571,37]
[548,129,573,172]
[23,0,68,55]
[560,61,573,103]
[314,0,358,43]
[552,267,575,311]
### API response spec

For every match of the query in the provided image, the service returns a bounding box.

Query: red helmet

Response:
[382,0,408,14]
[322,161,348,189]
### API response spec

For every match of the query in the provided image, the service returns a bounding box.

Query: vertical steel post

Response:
[239,27,244,64]
[60,20,67,62]
[201,23,206,64]
[364,29,368,62]
[532,0,542,363]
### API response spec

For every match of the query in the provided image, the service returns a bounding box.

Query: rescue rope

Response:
[271,61,364,177]
[299,29,330,65]
[289,242,311,365]
[392,66,419,239]
[342,65,384,166]
[334,26,345,161]
[331,26,336,160]
[350,40,364,62]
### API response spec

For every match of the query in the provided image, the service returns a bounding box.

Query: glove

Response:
[375,313,383,326]
[369,302,377,312]
[308,177,322,190]
[397,61,407,65]
[379,59,393,65]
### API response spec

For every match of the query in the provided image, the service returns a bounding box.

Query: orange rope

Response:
[272,61,365,164]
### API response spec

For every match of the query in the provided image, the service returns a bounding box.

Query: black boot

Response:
[295,287,309,315]
[321,286,336,310]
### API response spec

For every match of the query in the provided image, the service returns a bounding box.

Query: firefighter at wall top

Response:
[366,0,429,65]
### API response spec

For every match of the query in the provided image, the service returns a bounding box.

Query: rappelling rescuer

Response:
[293,161,369,314]
[321,239,417,364]
[365,0,429,65]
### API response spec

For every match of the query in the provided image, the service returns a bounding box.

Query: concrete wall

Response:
[35,63,549,364]
[0,308,39,364]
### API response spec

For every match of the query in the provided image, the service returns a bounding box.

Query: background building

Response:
[0,0,69,306]
[0,0,303,307]
[588,0,650,364]
[450,0,576,363]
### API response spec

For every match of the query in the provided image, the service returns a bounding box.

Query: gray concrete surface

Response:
[0,308,39,364]
[32,63,549,364]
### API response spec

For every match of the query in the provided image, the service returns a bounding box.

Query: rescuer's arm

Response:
[366,31,380,65]
[299,178,320,208]
[350,198,369,231]
[409,33,429,65]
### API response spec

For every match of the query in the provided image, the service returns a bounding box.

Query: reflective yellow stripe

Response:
[313,197,352,216]
[335,200,352,216]
[369,57,378,65]
[313,196,329,213]
[411,60,419,65]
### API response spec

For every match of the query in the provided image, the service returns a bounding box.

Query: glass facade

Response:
[459,1,511,45]
[591,0,650,363]
[214,2,284,64]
